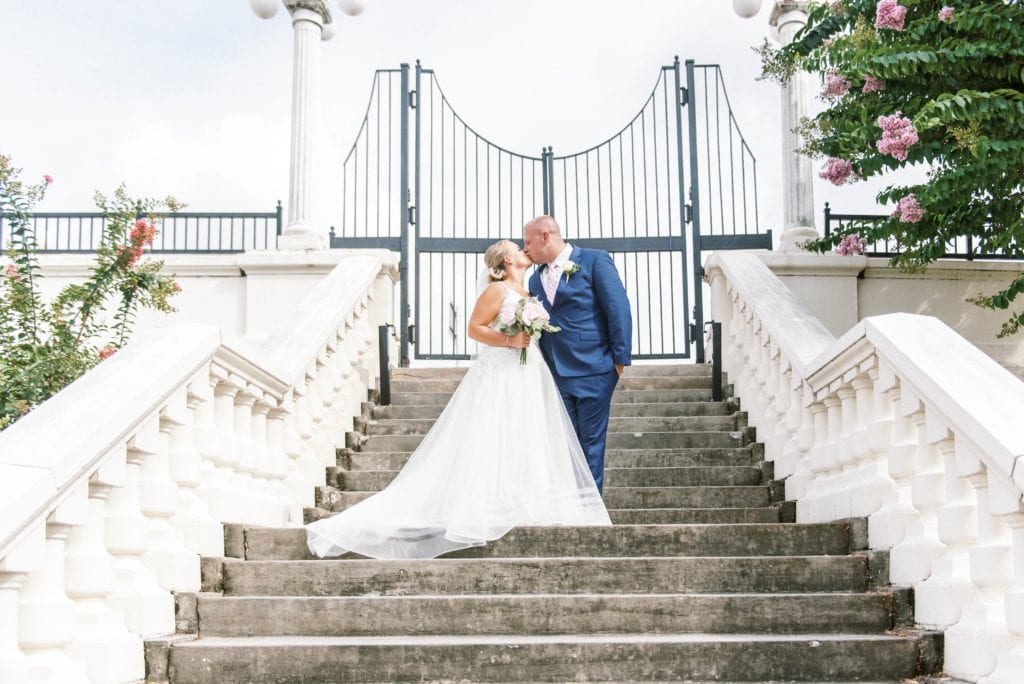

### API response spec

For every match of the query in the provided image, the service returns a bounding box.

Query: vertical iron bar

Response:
[823,202,831,238]
[378,325,392,406]
[711,321,723,401]
[541,147,550,215]
[684,59,705,363]
[399,62,412,366]
[547,147,556,219]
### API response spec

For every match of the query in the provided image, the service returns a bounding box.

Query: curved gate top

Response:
[332,58,770,365]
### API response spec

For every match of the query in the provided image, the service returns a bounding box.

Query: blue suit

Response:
[529,246,632,492]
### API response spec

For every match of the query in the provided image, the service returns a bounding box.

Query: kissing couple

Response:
[306,215,633,560]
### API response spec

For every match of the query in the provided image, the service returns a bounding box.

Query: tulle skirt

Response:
[305,341,611,560]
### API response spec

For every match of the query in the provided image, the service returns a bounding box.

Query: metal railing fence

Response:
[0,203,282,254]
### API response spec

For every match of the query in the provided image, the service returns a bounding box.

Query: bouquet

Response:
[496,296,560,364]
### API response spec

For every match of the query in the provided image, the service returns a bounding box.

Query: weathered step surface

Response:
[327,465,764,492]
[363,414,746,436]
[217,556,870,596]
[338,445,765,471]
[608,506,781,524]
[357,429,752,452]
[235,523,855,561]
[196,592,896,637]
[167,634,923,683]
[389,375,719,393]
[371,400,739,420]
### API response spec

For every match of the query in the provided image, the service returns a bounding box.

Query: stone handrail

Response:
[0,254,397,683]
[705,251,1024,683]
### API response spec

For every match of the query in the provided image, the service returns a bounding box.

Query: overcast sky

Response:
[1,0,908,237]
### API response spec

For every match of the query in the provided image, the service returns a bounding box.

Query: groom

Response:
[523,215,632,493]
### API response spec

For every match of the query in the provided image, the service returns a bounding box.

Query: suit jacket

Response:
[529,245,632,378]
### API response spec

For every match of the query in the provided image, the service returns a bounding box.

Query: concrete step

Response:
[216,556,869,596]
[389,376,717,394]
[195,592,896,637]
[356,429,751,453]
[370,400,738,420]
[166,633,924,683]
[326,465,765,492]
[603,485,769,509]
[385,386,727,405]
[608,507,781,524]
[362,414,746,436]
[337,445,764,471]
[389,364,714,380]
[233,523,854,561]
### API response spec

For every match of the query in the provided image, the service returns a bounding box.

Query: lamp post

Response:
[734,0,818,253]
[250,0,365,251]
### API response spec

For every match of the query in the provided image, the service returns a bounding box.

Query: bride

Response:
[305,239,611,560]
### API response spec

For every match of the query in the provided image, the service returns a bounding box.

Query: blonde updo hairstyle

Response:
[483,240,515,283]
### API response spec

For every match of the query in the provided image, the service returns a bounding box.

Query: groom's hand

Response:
[615,364,625,377]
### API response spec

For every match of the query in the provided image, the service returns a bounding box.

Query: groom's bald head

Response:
[522,215,566,265]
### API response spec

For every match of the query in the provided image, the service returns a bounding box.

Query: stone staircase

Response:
[151,365,942,682]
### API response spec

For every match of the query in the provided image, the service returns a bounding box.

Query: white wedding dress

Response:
[305,285,611,560]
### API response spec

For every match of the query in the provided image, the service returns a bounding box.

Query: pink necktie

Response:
[543,263,560,303]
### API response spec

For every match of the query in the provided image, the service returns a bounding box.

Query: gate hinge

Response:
[679,86,688,106]
[409,89,417,109]
[408,205,417,226]
[684,204,693,224]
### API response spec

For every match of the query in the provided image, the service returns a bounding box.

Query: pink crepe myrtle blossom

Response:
[892,194,926,223]
[862,76,886,93]
[42,174,53,184]
[98,345,117,361]
[823,71,852,98]
[835,233,867,255]
[876,112,919,161]
[5,263,20,281]
[876,0,907,30]
[939,6,954,22]
[819,158,857,185]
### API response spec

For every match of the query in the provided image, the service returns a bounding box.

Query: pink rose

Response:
[498,303,517,327]
[521,300,549,327]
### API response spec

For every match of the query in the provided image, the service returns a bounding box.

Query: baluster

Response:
[251,392,283,526]
[65,466,144,682]
[915,436,980,627]
[266,398,303,523]
[769,357,793,471]
[232,382,260,518]
[848,369,887,519]
[745,324,771,428]
[18,488,89,682]
[212,373,246,520]
[279,389,314,507]
[105,438,174,636]
[139,405,198,592]
[303,363,334,470]
[982,514,1024,683]
[169,377,223,556]
[754,343,782,462]
[784,383,815,501]
[868,381,920,548]
[945,468,1016,679]
[796,399,829,522]
[0,527,44,681]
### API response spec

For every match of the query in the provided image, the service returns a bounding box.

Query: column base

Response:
[278,226,328,251]
[778,225,819,253]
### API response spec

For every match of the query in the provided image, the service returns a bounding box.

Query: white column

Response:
[769,1,818,252]
[279,2,330,250]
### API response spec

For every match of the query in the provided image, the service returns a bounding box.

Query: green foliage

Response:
[762,0,1024,336]
[0,155,181,429]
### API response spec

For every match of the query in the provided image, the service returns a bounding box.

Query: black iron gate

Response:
[332,59,770,365]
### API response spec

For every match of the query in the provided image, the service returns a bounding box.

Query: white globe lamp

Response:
[249,0,279,20]
[336,0,365,16]
[732,0,762,18]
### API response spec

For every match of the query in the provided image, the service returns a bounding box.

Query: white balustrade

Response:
[0,254,398,682]
[706,251,1024,682]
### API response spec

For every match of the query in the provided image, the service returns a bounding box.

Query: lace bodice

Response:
[478,284,542,368]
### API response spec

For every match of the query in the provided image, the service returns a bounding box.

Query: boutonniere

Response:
[563,260,580,283]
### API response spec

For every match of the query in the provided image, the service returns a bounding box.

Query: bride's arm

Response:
[468,284,530,349]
